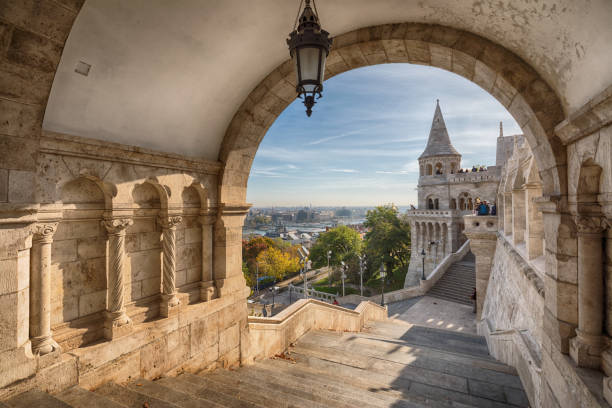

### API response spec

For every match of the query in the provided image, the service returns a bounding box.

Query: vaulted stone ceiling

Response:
[43,0,612,160]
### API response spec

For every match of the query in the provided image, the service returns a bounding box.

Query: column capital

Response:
[102,218,133,235]
[32,222,59,244]
[574,215,606,235]
[158,215,182,230]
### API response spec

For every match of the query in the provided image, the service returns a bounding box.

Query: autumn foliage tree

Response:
[255,247,300,281]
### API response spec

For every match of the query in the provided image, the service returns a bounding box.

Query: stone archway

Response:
[218,23,566,205]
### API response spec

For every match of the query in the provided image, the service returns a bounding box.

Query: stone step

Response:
[224,360,427,408]
[56,386,126,408]
[4,390,72,408]
[203,365,377,408]
[177,372,269,408]
[301,331,523,388]
[258,357,450,408]
[153,377,224,407]
[367,322,491,358]
[427,292,473,305]
[94,381,180,408]
[289,349,524,407]
[427,286,473,297]
[126,378,219,408]
[429,280,474,291]
[185,370,306,408]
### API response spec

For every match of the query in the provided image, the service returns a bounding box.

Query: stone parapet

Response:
[463,215,498,318]
[247,299,387,362]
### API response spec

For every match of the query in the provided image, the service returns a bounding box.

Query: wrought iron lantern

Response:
[287,0,332,116]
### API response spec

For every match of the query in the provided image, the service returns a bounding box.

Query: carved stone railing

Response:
[247,299,387,362]
[288,284,337,303]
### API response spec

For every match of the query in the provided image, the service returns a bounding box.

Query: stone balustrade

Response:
[288,284,337,303]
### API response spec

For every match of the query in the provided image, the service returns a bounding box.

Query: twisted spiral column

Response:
[102,218,133,339]
[159,216,182,316]
[30,222,59,355]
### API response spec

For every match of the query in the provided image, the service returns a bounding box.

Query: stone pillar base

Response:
[160,293,181,318]
[104,311,133,340]
[200,281,216,302]
[215,276,248,298]
[569,330,603,368]
[30,335,60,356]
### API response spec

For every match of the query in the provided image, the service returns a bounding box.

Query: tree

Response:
[256,247,300,281]
[309,225,361,270]
[363,205,411,282]
[242,236,275,268]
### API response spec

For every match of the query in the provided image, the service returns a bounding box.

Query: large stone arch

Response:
[218,23,566,204]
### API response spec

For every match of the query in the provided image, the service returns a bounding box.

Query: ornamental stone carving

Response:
[574,215,606,235]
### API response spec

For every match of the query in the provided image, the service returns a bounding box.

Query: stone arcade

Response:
[0,1,611,407]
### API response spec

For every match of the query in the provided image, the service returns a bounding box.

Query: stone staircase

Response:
[427,251,476,305]
[3,318,528,407]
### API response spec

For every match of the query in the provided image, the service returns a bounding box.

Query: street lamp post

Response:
[421,248,426,280]
[340,261,347,298]
[358,255,366,297]
[379,264,386,307]
[256,262,259,295]
[327,250,332,283]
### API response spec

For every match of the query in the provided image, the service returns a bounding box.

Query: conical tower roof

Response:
[419,100,460,159]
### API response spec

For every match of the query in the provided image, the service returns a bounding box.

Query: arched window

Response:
[467,198,473,210]
[434,198,439,210]
[426,164,433,175]
[459,198,465,210]
[435,163,443,175]
[428,198,434,209]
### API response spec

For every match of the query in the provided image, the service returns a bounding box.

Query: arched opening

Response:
[450,163,456,174]
[128,182,163,320]
[219,24,566,208]
[49,177,108,351]
[467,198,473,211]
[428,198,434,210]
[435,163,443,175]
[434,198,439,210]
[426,164,433,176]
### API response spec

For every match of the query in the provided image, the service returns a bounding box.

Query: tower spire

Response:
[419,100,460,159]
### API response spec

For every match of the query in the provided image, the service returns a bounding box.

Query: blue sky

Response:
[246,64,521,207]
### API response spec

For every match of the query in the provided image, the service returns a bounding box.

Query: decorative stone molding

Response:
[555,84,612,145]
[198,210,217,302]
[101,218,134,339]
[31,222,58,244]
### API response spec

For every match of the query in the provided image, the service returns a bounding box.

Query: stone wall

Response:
[479,235,545,406]
[0,131,251,397]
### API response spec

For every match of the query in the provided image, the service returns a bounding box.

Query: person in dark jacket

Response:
[491,202,497,216]
[477,201,489,215]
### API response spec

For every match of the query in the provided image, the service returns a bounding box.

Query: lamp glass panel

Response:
[298,46,321,92]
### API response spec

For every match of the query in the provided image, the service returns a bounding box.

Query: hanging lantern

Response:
[287,0,332,117]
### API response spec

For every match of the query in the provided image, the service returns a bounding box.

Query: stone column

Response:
[503,192,513,235]
[603,222,612,405]
[102,218,133,340]
[512,188,525,244]
[159,215,182,317]
[29,222,60,355]
[570,215,605,368]
[198,211,216,301]
[214,204,250,298]
[524,183,544,259]
[463,215,498,319]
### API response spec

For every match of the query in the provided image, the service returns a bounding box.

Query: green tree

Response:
[256,247,300,281]
[363,205,411,282]
[309,225,362,270]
